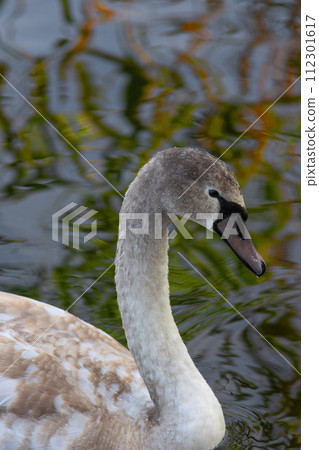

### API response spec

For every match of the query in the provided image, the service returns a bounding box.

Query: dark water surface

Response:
[0,0,300,448]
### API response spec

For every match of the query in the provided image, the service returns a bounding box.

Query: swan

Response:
[0,147,266,449]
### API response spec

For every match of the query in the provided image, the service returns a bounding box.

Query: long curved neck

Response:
[114,167,224,447]
[116,228,198,409]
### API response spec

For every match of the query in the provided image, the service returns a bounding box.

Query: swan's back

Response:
[0,292,152,449]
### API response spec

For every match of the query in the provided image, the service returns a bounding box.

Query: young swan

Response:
[0,147,265,450]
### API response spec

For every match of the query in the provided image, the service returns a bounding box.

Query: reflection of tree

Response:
[0,0,300,447]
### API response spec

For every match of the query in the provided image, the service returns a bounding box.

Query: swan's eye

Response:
[208,189,219,198]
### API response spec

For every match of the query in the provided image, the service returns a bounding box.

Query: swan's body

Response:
[0,147,265,449]
[0,293,153,449]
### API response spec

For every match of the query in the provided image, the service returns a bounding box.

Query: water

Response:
[0,0,300,448]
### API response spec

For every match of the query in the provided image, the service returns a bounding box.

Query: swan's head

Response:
[153,147,266,276]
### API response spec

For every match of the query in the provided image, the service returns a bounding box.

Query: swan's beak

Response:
[214,216,266,277]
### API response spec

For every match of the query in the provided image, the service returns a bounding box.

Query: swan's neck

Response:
[115,178,225,447]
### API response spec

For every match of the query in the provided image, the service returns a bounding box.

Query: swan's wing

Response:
[0,292,152,449]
